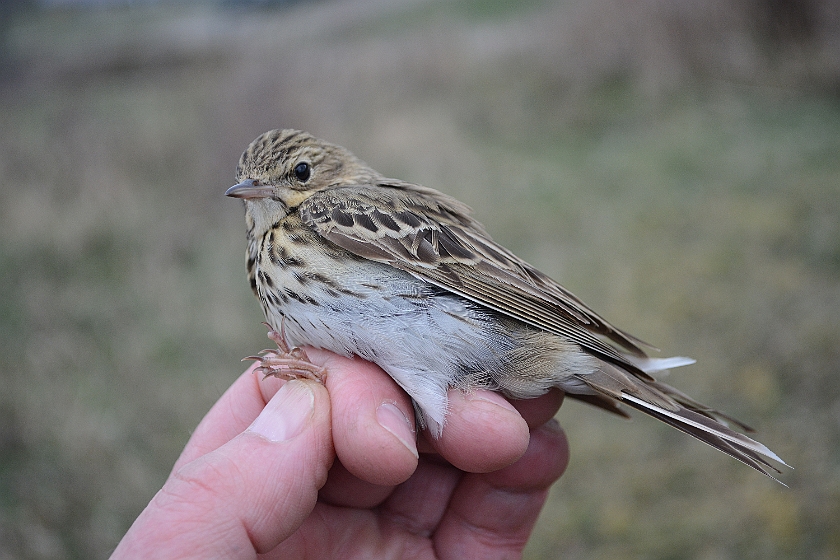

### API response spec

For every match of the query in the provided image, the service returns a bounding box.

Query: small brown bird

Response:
[227,129,787,480]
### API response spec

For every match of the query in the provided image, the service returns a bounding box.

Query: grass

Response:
[1,1,839,558]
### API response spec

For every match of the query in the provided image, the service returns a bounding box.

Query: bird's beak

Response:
[225,179,274,199]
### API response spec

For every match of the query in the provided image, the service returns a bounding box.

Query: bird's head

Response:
[226,129,377,231]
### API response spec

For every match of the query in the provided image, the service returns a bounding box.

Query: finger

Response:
[305,348,420,487]
[112,380,334,558]
[379,459,464,535]
[270,460,465,559]
[434,420,570,559]
[318,459,396,508]
[428,388,531,473]
[510,388,565,429]
[172,364,266,473]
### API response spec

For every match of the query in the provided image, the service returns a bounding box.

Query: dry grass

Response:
[1,0,839,558]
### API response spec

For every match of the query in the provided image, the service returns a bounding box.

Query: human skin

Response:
[111,349,569,559]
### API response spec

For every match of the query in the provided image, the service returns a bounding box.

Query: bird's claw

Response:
[244,321,326,382]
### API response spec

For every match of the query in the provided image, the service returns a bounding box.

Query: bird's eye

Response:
[293,162,311,182]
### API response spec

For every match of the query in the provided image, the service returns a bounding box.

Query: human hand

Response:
[111,349,569,559]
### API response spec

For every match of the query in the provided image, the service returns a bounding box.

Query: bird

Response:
[226,128,787,481]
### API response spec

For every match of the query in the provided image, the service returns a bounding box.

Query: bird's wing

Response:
[299,181,790,480]
[298,180,652,370]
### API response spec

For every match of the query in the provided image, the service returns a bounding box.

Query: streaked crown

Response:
[236,129,378,191]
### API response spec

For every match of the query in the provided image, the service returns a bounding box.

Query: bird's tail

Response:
[572,362,789,483]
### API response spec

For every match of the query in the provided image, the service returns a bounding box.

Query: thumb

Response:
[112,380,333,559]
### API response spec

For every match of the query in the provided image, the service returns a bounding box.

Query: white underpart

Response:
[270,261,518,438]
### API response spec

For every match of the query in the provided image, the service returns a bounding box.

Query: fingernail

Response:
[465,389,519,414]
[248,381,314,442]
[376,402,418,459]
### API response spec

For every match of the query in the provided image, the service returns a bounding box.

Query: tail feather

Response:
[646,378,756,433]
[626,355,696,373]
[621,393,788,482]
[574,363,789,482]
[566,392,632,419]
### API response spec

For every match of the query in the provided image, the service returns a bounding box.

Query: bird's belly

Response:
[260,255,510,377]
[253,247,599,433]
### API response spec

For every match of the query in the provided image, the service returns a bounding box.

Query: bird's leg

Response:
[244,320,326,382]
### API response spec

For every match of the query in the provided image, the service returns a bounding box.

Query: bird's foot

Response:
[244,321,326,382]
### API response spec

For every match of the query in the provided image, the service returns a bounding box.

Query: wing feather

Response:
[298,181,652,368]
[297,180,789,479]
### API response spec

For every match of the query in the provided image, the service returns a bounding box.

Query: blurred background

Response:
[1,0,839,557]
